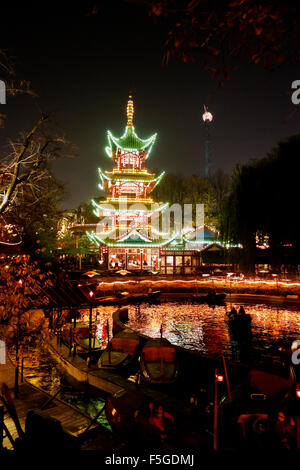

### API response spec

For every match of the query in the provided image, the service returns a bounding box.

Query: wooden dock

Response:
[0,357,98,450]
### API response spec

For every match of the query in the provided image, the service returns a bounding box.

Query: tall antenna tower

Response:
[202,105,213,179]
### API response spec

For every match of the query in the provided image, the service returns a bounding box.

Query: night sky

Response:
[1,1,300,208]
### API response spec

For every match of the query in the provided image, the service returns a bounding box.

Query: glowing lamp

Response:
[296,387,300,399]
[202,110,213,122]
[89,290,94,298]
[216,374,224,383]
[18,279,23,287]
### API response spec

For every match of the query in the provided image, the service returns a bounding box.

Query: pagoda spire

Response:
[126,94,134,127]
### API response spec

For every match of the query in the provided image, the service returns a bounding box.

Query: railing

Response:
[20,356,28,383]
[0,406,3,451]
[111,168,150,175]
[40,388,61,411]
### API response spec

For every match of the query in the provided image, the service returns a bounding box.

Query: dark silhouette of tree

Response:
[221,135,300,272]
[126,0,300,83]
[152,170,229,227]
[0,49,36,126]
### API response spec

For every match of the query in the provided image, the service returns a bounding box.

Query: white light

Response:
[202,111,213,122]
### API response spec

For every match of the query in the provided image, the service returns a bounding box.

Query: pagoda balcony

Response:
[107,196,154,204]
[110,168,151,175]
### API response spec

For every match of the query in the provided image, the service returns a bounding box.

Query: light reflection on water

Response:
[126,302,300,361]
[15,300,300,431]
[78,301,300,361]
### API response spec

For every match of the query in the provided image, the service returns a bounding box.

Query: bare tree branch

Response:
[0,114,49,214]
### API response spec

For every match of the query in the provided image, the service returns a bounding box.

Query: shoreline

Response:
[91,276,300,298]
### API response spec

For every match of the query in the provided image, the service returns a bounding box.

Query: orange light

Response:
[18,279,23,286]
[296,387,300,399]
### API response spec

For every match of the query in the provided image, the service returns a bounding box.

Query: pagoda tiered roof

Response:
[91,198,169,215]
[87,230,178,248]
[105,95,157,158]
[105,127,157,158]
[98,168,165,188]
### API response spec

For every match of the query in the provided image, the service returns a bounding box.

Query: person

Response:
[228,306,238,319]
[275,412,296,450]
[148,403,174,440]
[238,306,246,315]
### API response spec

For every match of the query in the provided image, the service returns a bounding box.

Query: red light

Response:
[216,374,224,382]
[18,279,23,286]
[89,290,94,298]
[296,387,300,399]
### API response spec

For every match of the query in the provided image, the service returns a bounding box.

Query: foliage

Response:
[0,117,73,258]
[76,202,99,225]
[152,169,229,227]
[139,0,300,84]
[0,49,37,127]
[220,135,300,270]
[0,255,53,344]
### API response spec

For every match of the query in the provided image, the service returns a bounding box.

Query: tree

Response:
[210,169,230,228]
[220,135,300,271]
[127,0,300,84]
[0,255,53,344]
[0,116,72,257]
[0,49,36,126]
[152,171,221,228]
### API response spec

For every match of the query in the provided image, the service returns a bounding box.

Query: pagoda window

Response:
[120,151,140,169]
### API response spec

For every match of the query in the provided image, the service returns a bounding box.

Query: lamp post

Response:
[88,290,94,365]
[213,369,224,451]
[14,278,23,399]
[202,105,213,180]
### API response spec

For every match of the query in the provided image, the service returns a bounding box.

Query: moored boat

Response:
[95,290,160,306]
[193,292,226,305]
[105,389,211,449]
[98,328,140,373]
[140,338,179,385]
[95,295,128,306]
[127,290,161,304]
[218,363,297,450]
[62,322,102,356]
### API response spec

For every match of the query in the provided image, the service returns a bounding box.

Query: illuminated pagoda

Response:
[87,95,176,271]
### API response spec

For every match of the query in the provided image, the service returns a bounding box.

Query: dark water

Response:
[17,300,300,428]
[78,300,300,362]
[126,302,300,361]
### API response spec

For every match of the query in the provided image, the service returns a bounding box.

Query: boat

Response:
[147,290,161,303]
[192,292,226,305]
[106,389,211,449]
[125,290,161,304]
[95,295,128,306]
[218,363,297,450]
[225,312,252,339]
[62,322,102,356]
[98,328,140,373]
[140,338,179,384]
